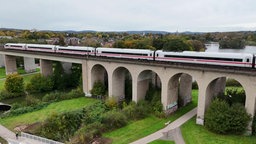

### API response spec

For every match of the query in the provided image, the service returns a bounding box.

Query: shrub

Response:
[25,74,54,93]
[105,97,118,109]
[102,110,128,130]
[25,95,40,106]
[205,98,251,134]
[122,101,149,120]
[4,73,24,93]
[39,110,83,142]
[90,81,106,97]
[82,102,106,125]
[0,90,25,100]
[71,122,104,144]
[253,114,256,135]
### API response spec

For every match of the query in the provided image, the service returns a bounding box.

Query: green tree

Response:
[163,38,191,52]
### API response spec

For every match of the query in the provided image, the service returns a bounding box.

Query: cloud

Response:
[0,0,256,32]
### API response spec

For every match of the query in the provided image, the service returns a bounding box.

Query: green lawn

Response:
[0,68,6,79]
[181,117,256,144]
[104,90,198,144]
[0,97,98,130]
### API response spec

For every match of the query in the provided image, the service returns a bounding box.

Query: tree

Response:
[219,36,245,49]
[163,38,192,52]
[4,73,24,93]
[187,40,205,51]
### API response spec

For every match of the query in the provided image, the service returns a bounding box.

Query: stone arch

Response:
[112,67,132,102]
[166,73,196,113]
[91,64,108,94]
[137,69,162,101]
[205,76,247,111]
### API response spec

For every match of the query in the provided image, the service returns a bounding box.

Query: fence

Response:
[21,132,64,144]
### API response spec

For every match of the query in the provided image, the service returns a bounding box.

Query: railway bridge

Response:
[0,48,256,133]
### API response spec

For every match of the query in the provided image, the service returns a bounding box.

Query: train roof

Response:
[97,47,153,52]
[57,46,95,50]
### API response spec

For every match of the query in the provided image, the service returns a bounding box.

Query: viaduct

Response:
[0,48,256,133]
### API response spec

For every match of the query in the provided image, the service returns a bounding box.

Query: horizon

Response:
[1,0,256,33]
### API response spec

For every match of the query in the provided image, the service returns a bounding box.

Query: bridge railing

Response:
[21,132,64,144]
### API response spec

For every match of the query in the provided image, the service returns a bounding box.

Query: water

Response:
[205,42,256,53]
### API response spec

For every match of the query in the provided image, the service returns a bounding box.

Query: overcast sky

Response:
[1,0,256,32]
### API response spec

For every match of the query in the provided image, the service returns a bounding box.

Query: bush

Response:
[71,122,104,144]
[205,98,251,134]
[105,97,118,109]
[0,90,25,100]
[253,114,256,135]
[25,74,54,93]
[82,102,106,125]
[102,110,128,130]
[4,73,24,93]
[122,101,149,120]
[90,81,106,97]
[42,88,84,102]
[39,110,83,142]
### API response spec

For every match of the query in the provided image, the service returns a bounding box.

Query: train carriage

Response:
[56,46,95,55]
[4,43,26,50]
[155,50,253,67]
[96,47,154,60]
[26,44,56,52]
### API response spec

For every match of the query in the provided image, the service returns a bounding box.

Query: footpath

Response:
[0,124,45,144]
[130,107,197,144]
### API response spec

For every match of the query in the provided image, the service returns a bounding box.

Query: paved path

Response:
[0,124,46,144]
[130,107,197,144]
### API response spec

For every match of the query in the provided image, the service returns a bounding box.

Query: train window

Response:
[247,58,250,62]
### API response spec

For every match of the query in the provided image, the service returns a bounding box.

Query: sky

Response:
[1,0,256,32]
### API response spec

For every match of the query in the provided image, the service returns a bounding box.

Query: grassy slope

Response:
[104,90,198,144]
[181,117,256,144]
[0,97,98,130]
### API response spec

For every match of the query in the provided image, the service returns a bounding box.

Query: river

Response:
[205,42,256,53]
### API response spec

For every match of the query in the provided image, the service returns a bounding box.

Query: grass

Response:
[103,90,198,144]
[148,139,175,144]
[0,97,98,130]
[0,68,6,79]
[181,117,256,144]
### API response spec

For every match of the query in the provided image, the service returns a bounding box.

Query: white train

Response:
[4,43,256,68]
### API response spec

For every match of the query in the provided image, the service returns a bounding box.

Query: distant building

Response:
[66,37,80,46]
[0,36,12,39]
[46,37,59,45]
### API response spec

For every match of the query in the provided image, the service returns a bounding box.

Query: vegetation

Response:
[0,137,8,144]
[25,74,54,93]
[182,117,256,144]
[205,98,251,134]
[0,97,98,130]
[219,36,245,49]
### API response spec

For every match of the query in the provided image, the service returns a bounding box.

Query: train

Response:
[4,43,256,68]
